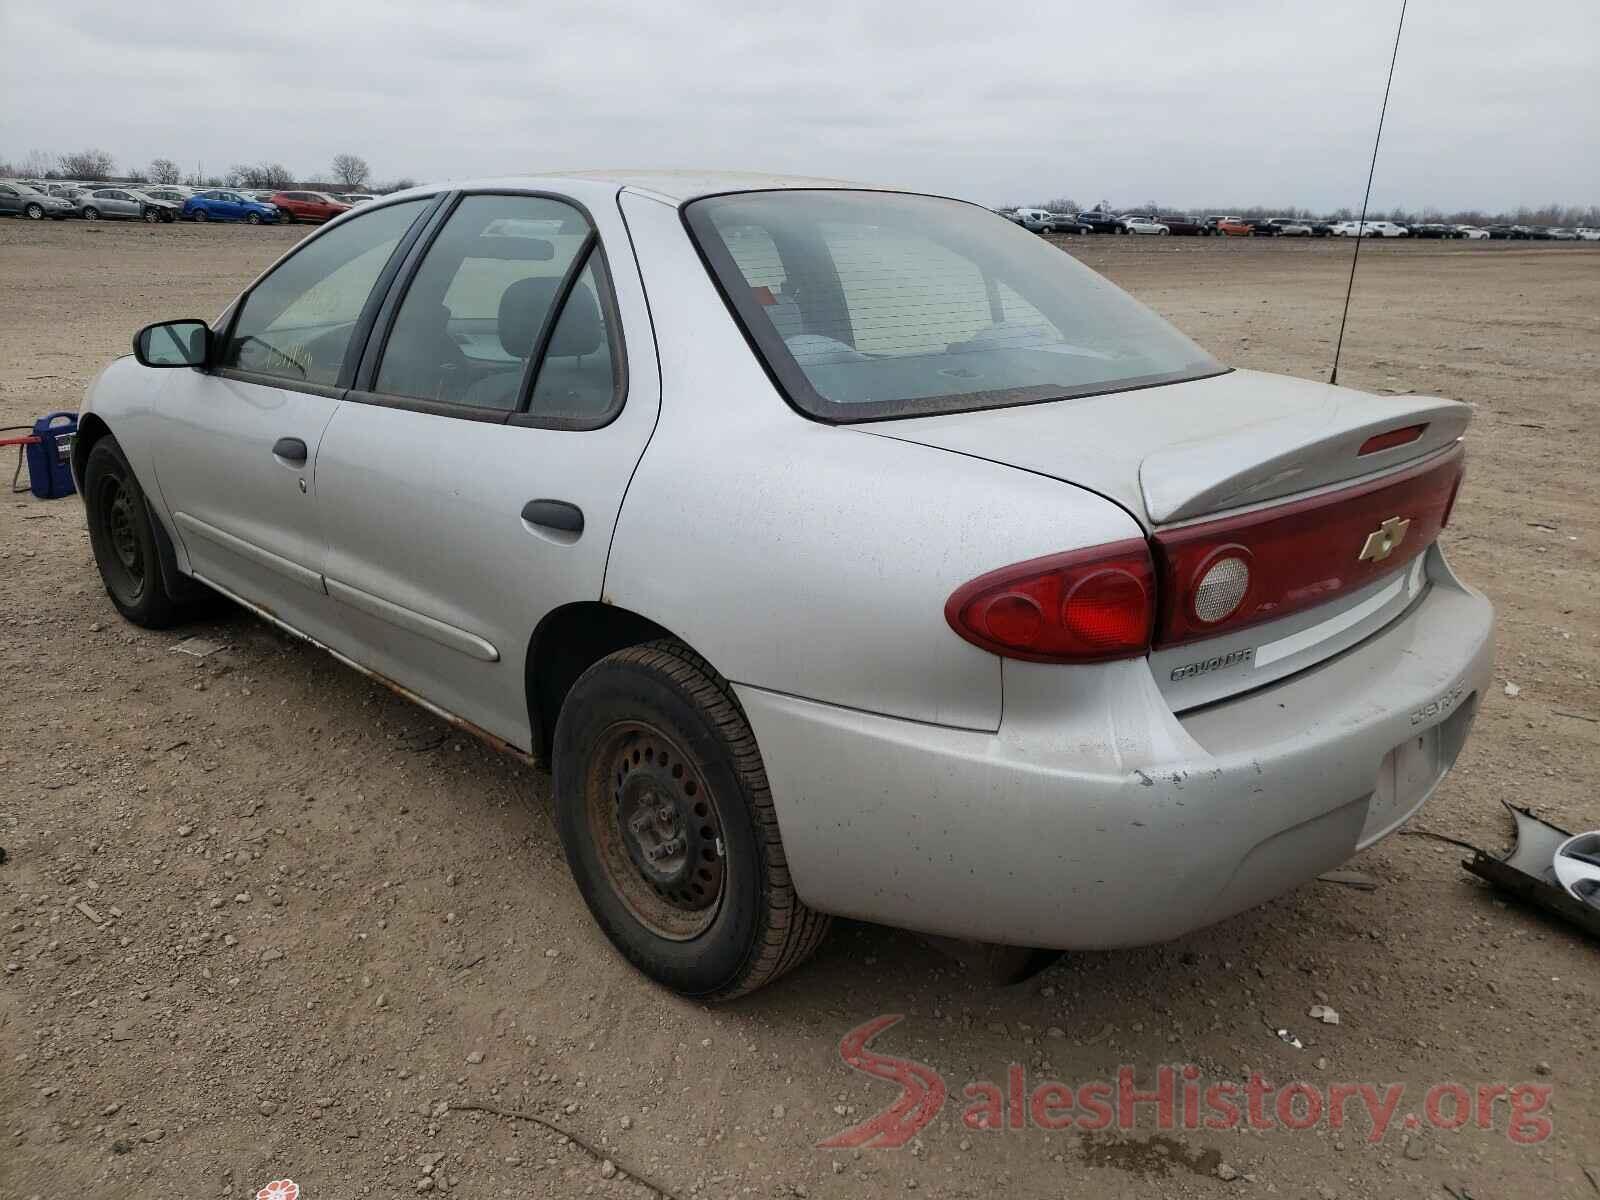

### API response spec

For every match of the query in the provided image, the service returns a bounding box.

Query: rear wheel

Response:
[554,640,830,999]
[192,208,207,222]
[83,437,204,629]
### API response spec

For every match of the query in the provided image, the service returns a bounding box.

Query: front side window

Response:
[373,194,607,412]
[221,198,430,385]
[687,190,1223,421]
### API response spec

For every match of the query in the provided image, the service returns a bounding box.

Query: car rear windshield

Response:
[685,190,1224,422]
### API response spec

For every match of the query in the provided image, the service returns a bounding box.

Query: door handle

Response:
[521,499,584,535]
[273,436,308,465]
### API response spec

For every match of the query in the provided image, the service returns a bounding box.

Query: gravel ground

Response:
[1,220,1596,1200]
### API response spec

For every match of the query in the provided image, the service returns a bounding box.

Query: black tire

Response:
[281,210,295,224]
[82,206,100,221]
[24,202,44,220]
[246,212,261,225]
[192,208,207,222]
[554,640,831,1000]
[83,437,198,629]
[143,207,160,224]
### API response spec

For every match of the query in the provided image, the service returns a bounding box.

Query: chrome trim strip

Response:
[1254,557,1423,669]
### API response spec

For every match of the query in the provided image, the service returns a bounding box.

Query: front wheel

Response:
[82,206,100,221]
[83,437,205,629]
[246,212,261,225]
[143,207,160,224]
[192,208,207,222]
[1157,227,1169,235]
[24,202,45,220]
[554,641,831,1000]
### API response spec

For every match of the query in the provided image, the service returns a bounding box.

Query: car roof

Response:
[384,169,896,206]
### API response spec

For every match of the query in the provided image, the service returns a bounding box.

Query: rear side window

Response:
[220,198,430,385]
[372,193,621,421]
[687,190,1222,422]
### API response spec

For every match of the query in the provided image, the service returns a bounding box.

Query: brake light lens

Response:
[1358,423,1428,456]
[945,539,1154,662]
[1153,443,1464,646]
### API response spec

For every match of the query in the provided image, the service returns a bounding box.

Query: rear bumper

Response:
[739,544,1492,948]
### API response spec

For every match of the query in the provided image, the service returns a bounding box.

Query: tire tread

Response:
[584,639,831,999]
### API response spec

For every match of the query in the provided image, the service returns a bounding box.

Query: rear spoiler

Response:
[1140,394,1470,524]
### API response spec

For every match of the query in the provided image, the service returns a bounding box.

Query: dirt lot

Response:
[2,221,1596,1200]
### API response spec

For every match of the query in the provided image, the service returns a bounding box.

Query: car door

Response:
[0,185,18,215]
[312,188,661,749]
[151,196,439,636]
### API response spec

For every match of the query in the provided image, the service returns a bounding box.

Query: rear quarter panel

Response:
[605,191,1141,730]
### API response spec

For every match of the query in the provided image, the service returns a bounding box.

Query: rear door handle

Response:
[272,436,308,465]
[521,499,584,535]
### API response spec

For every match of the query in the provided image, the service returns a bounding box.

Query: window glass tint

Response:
[222,198,428,385]
[375,195,590,409]
[527,253,619,422]
[687,191,1222,421]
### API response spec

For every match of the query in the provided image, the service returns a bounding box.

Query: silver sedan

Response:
[75,172,1493,997]
[77,187,178,222]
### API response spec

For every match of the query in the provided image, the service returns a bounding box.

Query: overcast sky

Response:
[3,0,1595,212]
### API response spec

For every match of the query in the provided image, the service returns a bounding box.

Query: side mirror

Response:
[133,319,211,368]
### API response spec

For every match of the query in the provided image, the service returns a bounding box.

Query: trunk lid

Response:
[868,369,1471,710]
[864,368,1469,527]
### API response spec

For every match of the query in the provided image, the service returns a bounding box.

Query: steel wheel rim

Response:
[586,720,727,941]
[96,476,146,601]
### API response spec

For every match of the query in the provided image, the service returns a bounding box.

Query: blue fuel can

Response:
[27,412,78,499]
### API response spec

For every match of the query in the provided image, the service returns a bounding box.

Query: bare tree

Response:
[149,158,182,184]
[21,148,54,178]
[331,153,371,189]
[376,177,417,194]
[58,148,116,180]
[227,161,294,189]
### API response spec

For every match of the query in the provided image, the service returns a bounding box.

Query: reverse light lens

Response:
[946,539,1155,663]
[1192,554,1251,623]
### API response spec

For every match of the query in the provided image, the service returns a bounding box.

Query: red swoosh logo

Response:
[817,1014,946,1149]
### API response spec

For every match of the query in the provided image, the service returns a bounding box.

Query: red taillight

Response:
[1152,443,1464,647]
[945,539,1154,663]
[1358,423,1428,456]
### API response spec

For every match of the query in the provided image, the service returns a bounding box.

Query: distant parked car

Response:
[1455,226,1490,239]
[1074,211,1126,234]
[0,180,75,220]
[269,191,352,224]
[336,193,378,206]
[1331,220,1403,238]
[1543,227,1577,241]
[1407,223,1461,240]
[1216,217,1259,237]
[1575,227,1600,241]
[1121,216,1170,236]
[1203,215,1240,234]
[1045,211,1091,234]
[1154,215,1207,236]
[183,190,281,224]
[1263,218,1313,237]
[76,188,180,223]
[142,187,194,206]
[1009,207,1057,233]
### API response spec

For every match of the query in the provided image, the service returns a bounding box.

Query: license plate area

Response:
[1360,726,1443,847]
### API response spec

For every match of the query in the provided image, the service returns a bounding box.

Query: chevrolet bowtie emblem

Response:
[1359,516,1411,563]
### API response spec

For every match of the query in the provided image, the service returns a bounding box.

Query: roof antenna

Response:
[1330,0,1409,386]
